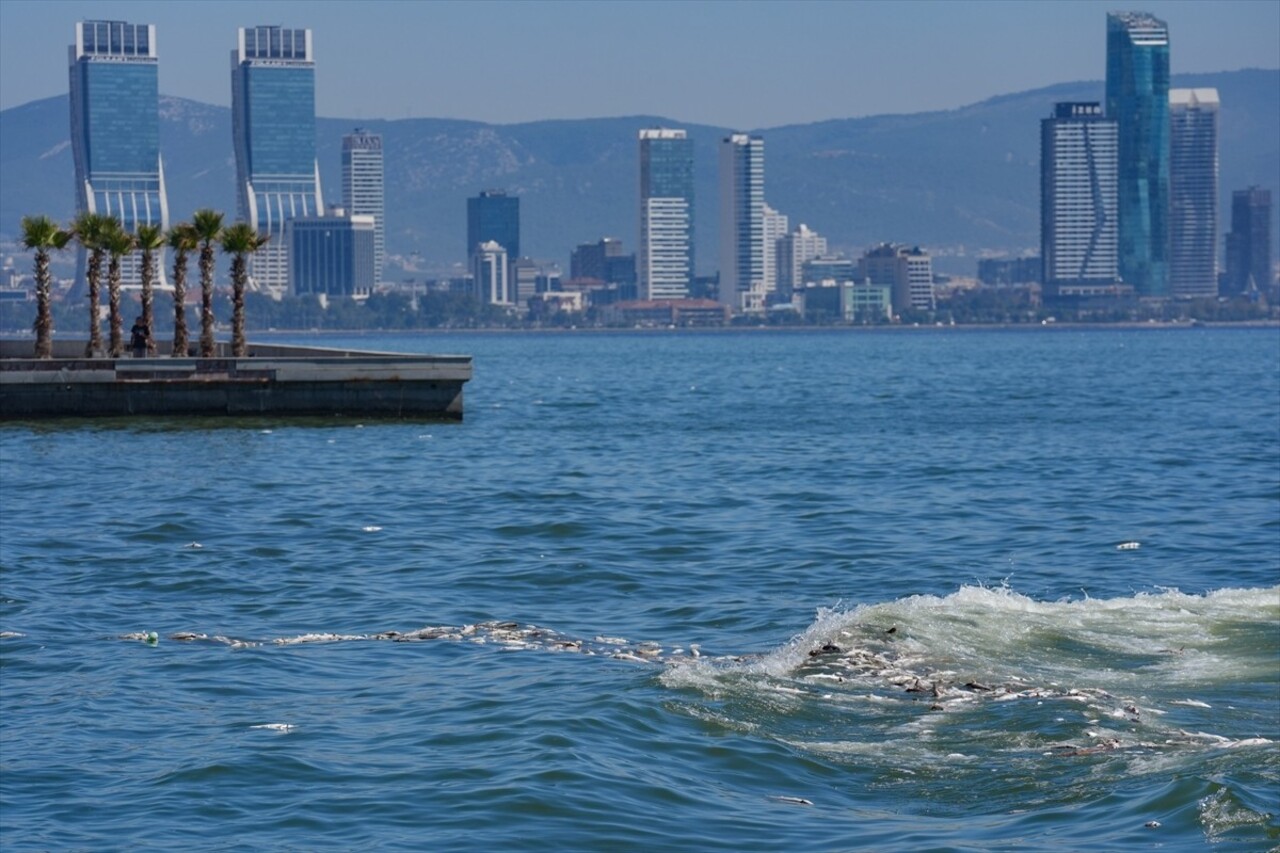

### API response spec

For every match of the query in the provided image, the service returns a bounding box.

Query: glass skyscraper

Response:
[466,191,520,260]
[638,128,694,301]
[69,20,169,290]
[1040,102,1119,295]
[1168,88,1219,299]
[342,129,385,286]
[232,25,323,294]
[718,134,765,312]
[1225,187,1273,296]
[1106,11,1170,297]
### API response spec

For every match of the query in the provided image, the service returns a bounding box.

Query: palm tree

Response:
[167,223,197,357]
[72,211,113,356]
[20,215,71,359]
[191,209,224,357]
[220,222,269,357]
[135,224,165,356]
[102,224,135,357]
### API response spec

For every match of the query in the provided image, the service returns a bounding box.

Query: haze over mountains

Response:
[1,69,1275,276]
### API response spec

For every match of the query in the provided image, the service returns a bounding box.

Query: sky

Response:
[1,0,1277,128]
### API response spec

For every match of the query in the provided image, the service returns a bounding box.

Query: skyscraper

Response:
[1224,187,1273,296]
[288,209,376,299]
[69,20,169,290]
[232,25,323,295]
[467,191,520,259]
[638,128,694,301]
[1106,11,1170,297]
[1040,102,1119,295]
[718,133,765,311]
[761,203,789,298]
[342,129,385,286]
[777,224,827,299]
[472,240,511,306]
[1168,89,1219,299]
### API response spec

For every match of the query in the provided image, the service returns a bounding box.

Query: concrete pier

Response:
[0,340,472,420]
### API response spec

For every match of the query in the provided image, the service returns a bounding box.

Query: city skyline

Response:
[2,1,1276,129]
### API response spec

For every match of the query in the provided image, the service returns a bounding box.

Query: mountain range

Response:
[1,69,1275,276]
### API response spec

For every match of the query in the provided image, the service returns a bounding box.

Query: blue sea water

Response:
[1,327,1277,851]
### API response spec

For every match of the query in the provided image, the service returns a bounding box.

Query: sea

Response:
[1,326,1277,852]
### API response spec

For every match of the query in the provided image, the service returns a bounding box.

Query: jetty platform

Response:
[0,340,472,420]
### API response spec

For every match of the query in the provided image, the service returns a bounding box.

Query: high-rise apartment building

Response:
[342,129,385,286]
[777,224,827,298]
[762,204,789,297]
[1106,11,1170,297]
[1040,102,1119,295]
[232,25,323,295]
[638,128,694,300]
[472,240,511,306]
[69,20,169,290]
[467,191,519,260]
[1168,89,1219,299]
[1224,187,1273,295]
[718,134,765,311]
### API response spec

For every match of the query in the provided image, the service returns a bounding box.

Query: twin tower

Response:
[69,21,384,294]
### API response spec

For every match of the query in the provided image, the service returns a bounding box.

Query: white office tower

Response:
[718,134,765,311]
[1169,89,1219,299]
[1040,102,1120,295]
[638,128,695,300]
[777,224,827,297]
[342,129,385,286]
[762,204,789,297]
[473,240,511,306]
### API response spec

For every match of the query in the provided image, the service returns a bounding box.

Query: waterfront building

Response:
[977,257,1042,286]
[762,204,789,297]
[1040,102,1119,297]
[1106,11,1170,297]
[718,133,765,311]
[777,224,827,299]
[342,129,385,286]
[570,238,625,280]
[1168,89,1219,299]
[69,19,169,291]
[472,240,511,306]
[800,255,857,286]
[232,25,323,295]
[467,191,519,263]
[287,207,376,299]
[1224,187,1274,296]
[511,257,540,308]
[797,281,891,323]
[858,243,934,314]
[638,128,695,300]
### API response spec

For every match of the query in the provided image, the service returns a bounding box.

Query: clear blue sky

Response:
[1,0,1276,127]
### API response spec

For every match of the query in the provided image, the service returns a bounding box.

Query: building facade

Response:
[467,191,519,261]
[288,209,376,299]
[777,224,828,298]
[342,129,385,286]
[639,128,695,300]
[232,25,323,295]
[69,19,169,291]
[761,203,789,298]
[1224,187,1273,296]
[472,240,511,306]
[1106,11,1170,297]
[1168,89,1219,299]
[718,133,765,311]
[859,244,934,314]
[1040,102,1119,295]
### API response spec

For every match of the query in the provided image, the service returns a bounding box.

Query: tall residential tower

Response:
[638,128,694,300]
[718,133,765,312]
[1106,11,1170,297]
[1168,88,1219,299]
[69,20,169,290]
[342,129,385,286]
[231,25,323,294]
[1040,102,1119,295]
[1224,187,1274,296]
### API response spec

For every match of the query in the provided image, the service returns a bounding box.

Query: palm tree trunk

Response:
[141,250,155,356]
[86,252,103,357]
[108,255,124,358]
[34,250,52,359]
[199,246,216,357]
[172,260,188,357]
[231,255,247,357]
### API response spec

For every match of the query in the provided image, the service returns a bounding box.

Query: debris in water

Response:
[1116,541,1141,550]
[768,796,813,806]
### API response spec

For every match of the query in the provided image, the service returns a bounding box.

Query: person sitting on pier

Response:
[129,316,150,359]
